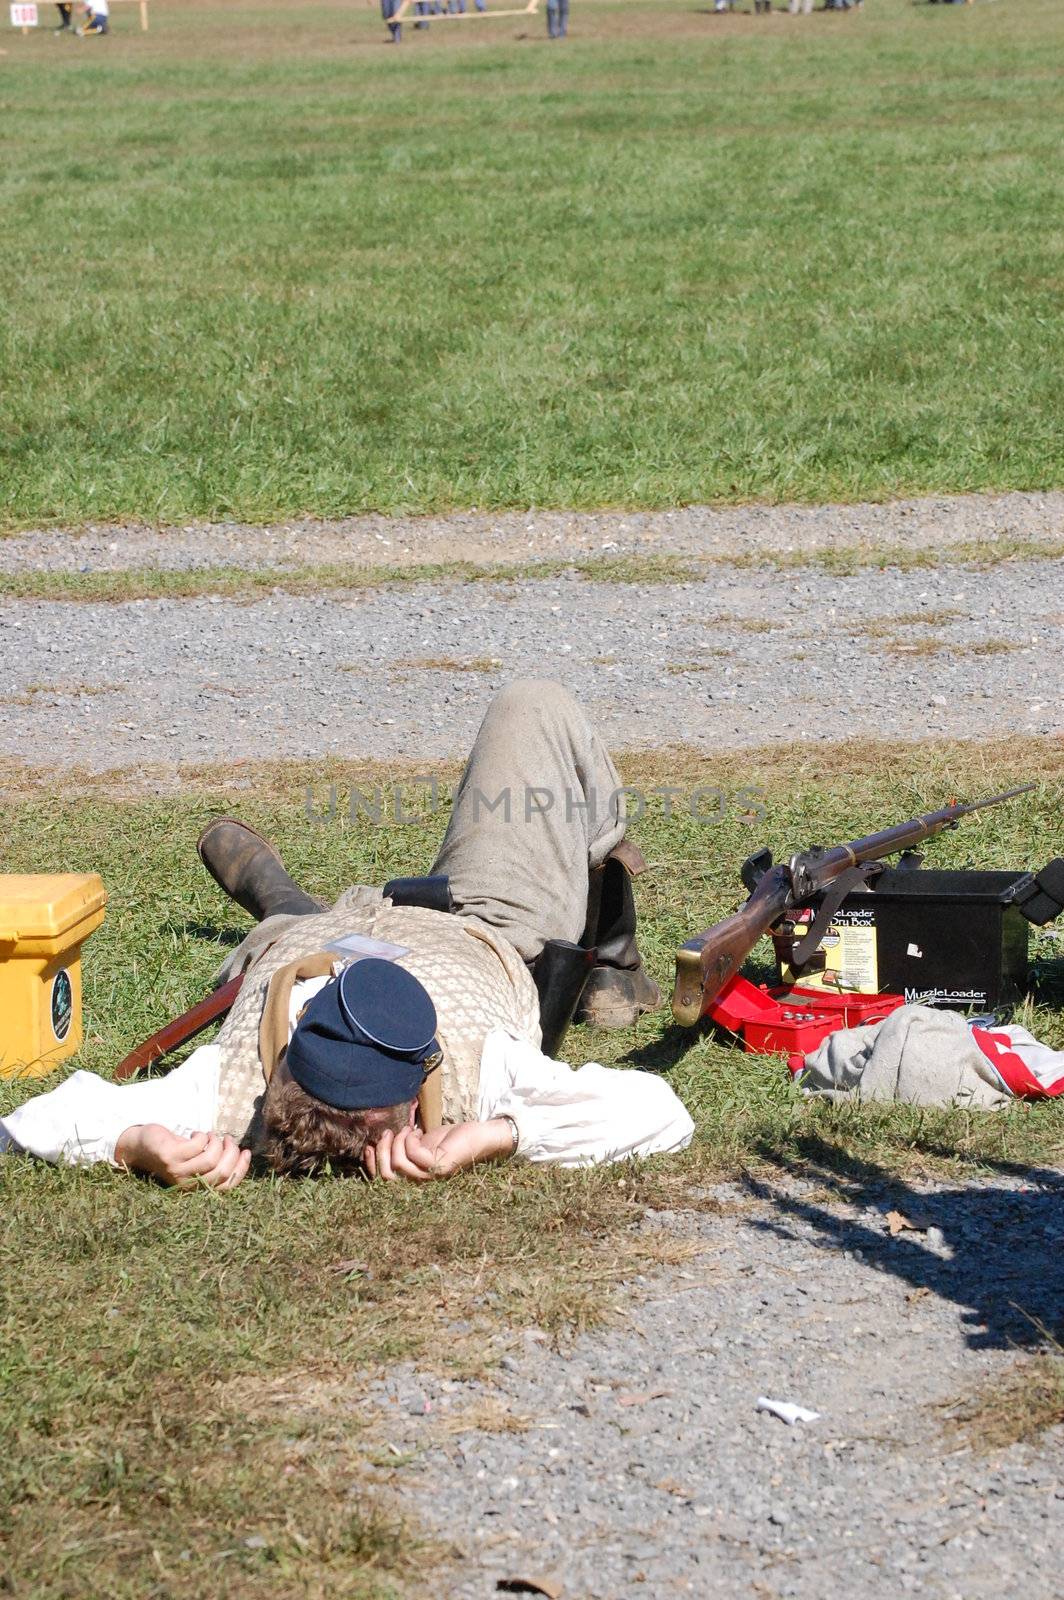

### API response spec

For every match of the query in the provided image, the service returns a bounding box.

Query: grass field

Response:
[2,0,1063,527]
[2,740,1063,1593]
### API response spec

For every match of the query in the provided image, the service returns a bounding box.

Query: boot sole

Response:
[196,815,287,872]
[574,969,663,1030]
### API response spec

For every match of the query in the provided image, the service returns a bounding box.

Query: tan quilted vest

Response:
[213,893,540,1146]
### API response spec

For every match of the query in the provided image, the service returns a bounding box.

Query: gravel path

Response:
[362,1172,1064,1599]
[2,553,1060,777]
[3,490,1063,574]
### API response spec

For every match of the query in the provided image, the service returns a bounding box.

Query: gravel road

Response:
[1,512,1061,778]
[362,1172,1064,1600]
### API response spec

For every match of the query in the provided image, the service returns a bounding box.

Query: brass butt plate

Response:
[671,947,706,1027]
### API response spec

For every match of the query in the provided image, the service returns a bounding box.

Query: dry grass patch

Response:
[959,640,1020,657]
[859,609,964,637]
[1,541,1060,607]
[943,1353,1064,1454]
[882,637,1019,660]
[0,681,118,707]
[4,731,1064,806]
[615,733,1064,797]
[0,554,701,607]
[666,654,731,673]
[434,1399,535,1438]
[733,537,1064,577]
[390,656,504,675]
[728,618,775,635]
[857,608,965,659]
[573,555,701,586]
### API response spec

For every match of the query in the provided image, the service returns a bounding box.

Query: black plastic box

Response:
[776,868,1030,1012]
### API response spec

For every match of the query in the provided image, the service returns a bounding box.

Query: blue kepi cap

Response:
[286,958,439,1111]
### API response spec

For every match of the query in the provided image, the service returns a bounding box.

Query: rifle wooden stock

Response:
[672,866,792,1025]
[114,975,244,1080]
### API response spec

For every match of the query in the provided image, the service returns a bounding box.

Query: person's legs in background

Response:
[381,0,402,42]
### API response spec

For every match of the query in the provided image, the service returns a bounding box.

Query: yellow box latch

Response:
[0,873,108,1079]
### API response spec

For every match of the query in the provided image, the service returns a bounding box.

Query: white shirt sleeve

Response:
[0,973,333,1170]
[0,1043,222,1168]
[476,1028,694,1167]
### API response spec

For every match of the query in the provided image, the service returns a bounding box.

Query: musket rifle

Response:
[671,785,1035,1026]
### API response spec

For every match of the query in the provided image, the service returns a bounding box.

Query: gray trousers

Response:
[431,679,625,961]
[215,681,625,984]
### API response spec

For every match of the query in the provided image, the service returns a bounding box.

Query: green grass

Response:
[2,0,1063,527]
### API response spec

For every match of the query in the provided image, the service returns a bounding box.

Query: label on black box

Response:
[904,986,988,1008]
[51,969,73,1042]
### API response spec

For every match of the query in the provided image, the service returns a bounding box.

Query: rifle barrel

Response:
[938,783,1036,817]
[841,783,1036,875]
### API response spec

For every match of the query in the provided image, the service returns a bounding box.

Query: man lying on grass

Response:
[0,681,693,1190]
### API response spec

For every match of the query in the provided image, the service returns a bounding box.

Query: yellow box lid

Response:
[0,874,108,942]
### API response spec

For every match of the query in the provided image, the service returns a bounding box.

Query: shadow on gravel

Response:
[748,1134,1064,1352]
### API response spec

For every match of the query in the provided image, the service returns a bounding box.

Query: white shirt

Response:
[0,978,693,1171]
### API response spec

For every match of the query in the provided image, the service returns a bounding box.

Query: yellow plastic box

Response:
[0,874,107,1079]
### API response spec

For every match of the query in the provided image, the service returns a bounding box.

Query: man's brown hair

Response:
[258,1072,411,1177]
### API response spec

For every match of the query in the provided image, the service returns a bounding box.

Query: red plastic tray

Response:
[705,976,906,1074]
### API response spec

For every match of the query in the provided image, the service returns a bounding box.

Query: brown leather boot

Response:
[196,817,323,921]
[574,840,662,1029]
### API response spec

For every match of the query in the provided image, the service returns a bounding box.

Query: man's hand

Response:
[363,1118,515,1183]
[114,1125,251,1191]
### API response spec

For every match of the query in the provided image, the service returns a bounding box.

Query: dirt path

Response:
[5,490,1063,574]
[1,549,1059,781]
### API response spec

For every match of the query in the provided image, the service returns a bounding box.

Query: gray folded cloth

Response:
[801,1004,1010,1110]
